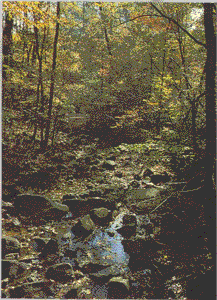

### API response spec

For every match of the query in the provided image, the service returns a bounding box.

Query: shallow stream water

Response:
[61,209,152,298]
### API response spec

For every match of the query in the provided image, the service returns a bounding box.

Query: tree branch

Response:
[151,4,206,48]
[111,14,160,29]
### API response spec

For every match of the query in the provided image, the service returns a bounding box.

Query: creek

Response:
[61,209,152,298]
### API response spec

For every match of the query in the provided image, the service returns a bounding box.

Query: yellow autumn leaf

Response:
[148,102,159,106]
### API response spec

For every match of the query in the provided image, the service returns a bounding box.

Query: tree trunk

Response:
[34,23,44,146]
[44,2,60,149]
[99,5,112,56]
[51,114,58,146]
[159,36,167,130]
[202,4,216,297]
[191,98,197,153]
[3,12,13,108]
[204,3,216,184]
[32,83,40,142]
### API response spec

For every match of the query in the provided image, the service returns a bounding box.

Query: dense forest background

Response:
[2,2,211,148]
[2,2,216,299]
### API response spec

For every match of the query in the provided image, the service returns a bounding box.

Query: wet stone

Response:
[3,205,17,217]
[90,165,99,172]
[81,263,110,274]
[115,171,123,178]
[45,263,74,284]
[43,208,68,221]
[2,260,30,280]
[9,281,53,298]
[90,207,112,227]
[89,265,122,281]
[112,210,119,220]
[62,199,87,217]
[1,291,7,298]
[102,161,116,170]
[71,214,96,238]
[39,239,59,258]
[143,222,154,236]
[2,237,21,259]
[62,193,77,200]
[130,180,141,188]
[89,190,103,197]
[134,174,142,181]
[30,237,46,252]
[63,288,78,299]
[121,239,146,256]
[2,185,20,202]
[106,155,116,161]
[123,214,137,226]
[141,169,153,179]
[14,195,66,217]
[64,249,77,259]
[117,225,137,239]
[79,192,90,199]
[87,197,115,211]
[86,197,106,210]
[108,276,130,299]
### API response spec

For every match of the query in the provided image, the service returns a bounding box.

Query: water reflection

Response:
[89,228,129,265]
[63,211,153,298]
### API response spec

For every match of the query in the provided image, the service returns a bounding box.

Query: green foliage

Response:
[3,1,206,148]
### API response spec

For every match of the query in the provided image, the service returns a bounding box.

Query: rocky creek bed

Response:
[2,182,212,299]
[2,137,213,299]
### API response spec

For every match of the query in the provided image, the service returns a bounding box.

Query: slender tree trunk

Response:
[158,36,167,132]
[51,114,58,146]
[3,12,13,108]
[99,5,112,56]
[34,24,44,144]
[191,98,197,152]
[39,27,47,147]
[32,83,40,142]
[176,26,196,147]
[32,44,36,63]
[148,53,153,100]
[33,13,47,148]
[44,2,60,149]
